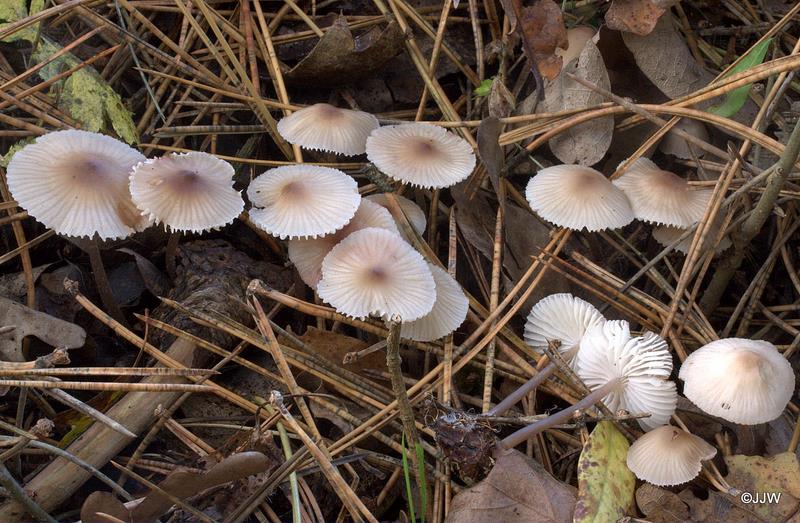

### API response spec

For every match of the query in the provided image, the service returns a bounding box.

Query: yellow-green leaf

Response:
[574,421,635,523]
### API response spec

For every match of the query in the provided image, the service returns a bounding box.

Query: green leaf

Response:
[401,433,417,523]
[574,421,635,523]
[709,38,772,118]
[474,78,493,97]
[415,442,427,523]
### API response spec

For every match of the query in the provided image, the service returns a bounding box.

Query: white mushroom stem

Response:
[484,362,557,417]
[499,377,621,449]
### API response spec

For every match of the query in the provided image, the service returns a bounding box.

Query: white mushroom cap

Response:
[317,228,435,321]
[247,165,360,239]
[556,26,596,65]
[365,123,476,189]
[525,165,634,231]
[7,130,147,239]
[679,338,794,424]
[613,158,712,228]
[365,193,427,236]
[575,320,677,430]
[276,103,379,156]
[652,224,732,255]
[627,425,717,486]
[658,119,709,159]
[129,152,244,233]
[400,263,469,341]
[287,199,399,289]
[523,293,605,366]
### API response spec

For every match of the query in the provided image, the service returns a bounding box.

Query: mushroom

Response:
[626,425,717,486]
[7,129,147,239]
[659,119,709,159]
[365,123,476,189]
[575,320,677,430]
[129,151,244,233]
[399,263,469,342]
[287,198,399,289]
[525,165,635,231]
[247,165,360,239]
[523,293,605,367]
[679,338,794,424]
[498,320,677,448]
[613,157,712,228]
[276,103,379,156]
[365,193,427,236]
[556,26,596,65]
[652,224,732,255]
[317,228,436,321]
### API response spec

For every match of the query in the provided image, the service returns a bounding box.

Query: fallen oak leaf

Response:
[0,296,86,362]
[445,447,576,522]
[285,16,404,87]
[605,0,666,36]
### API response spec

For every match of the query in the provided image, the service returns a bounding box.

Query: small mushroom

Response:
[276,103,379,156]
[247,165,360,239]
[129,151,244,233]
[317,228,436,321]
[7,130,147,239]
[525,165,635,231]
[399,263,468,342]
[652,223,731,254]
[659,119,709,159]
[679,338,794,424]
[365,193,427,236]
[287,199,399,289]
[613,157,712,228]
[575,320,677,430]
[366,123,476,189]
[523,293,605,367]
[626,425,717,486]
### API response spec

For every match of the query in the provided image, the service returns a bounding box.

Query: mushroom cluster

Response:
[523,159,722,252]
[522,293,795,488]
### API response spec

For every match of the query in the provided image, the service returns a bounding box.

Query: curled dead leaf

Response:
[0,296,86,361]
[285,16,404,87]
[445,448,576,523]
[518,0,568,80]
[605,0,666,36]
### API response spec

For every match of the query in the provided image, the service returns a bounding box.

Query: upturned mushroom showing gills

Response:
[287,198,399,289]
[129,151,244,233]
[7,130,147,239]
[523,293,605,367]
[679,338,794,424]
[575,320,677,431]
[276,103,380,156]
[626,425,717,486]
[247,165,360,239]
[400,263,469,342]
[525,165,634,231]
[613,157,712,228]
[365,123,476,189]
[317,228,436,321]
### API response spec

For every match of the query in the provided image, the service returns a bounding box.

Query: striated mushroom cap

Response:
[277,103,379,156]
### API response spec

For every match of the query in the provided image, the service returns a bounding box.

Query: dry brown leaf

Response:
[679,489,758,522]
[477,117,504,195]
[80,491,130,523]
[541,33,612,166]
[445,448,576,523]
[635,483,690,522]
[518,0,568,80]
[621,14,714,100]
[285,16,404,87]
[129,451,275,523]
[724,452,800,521]
[0,296,86,361]
[295,326,385,374]
[605,0,666,36]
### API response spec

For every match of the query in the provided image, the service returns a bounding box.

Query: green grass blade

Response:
[709,38,772,118]
[401,433,417,523]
